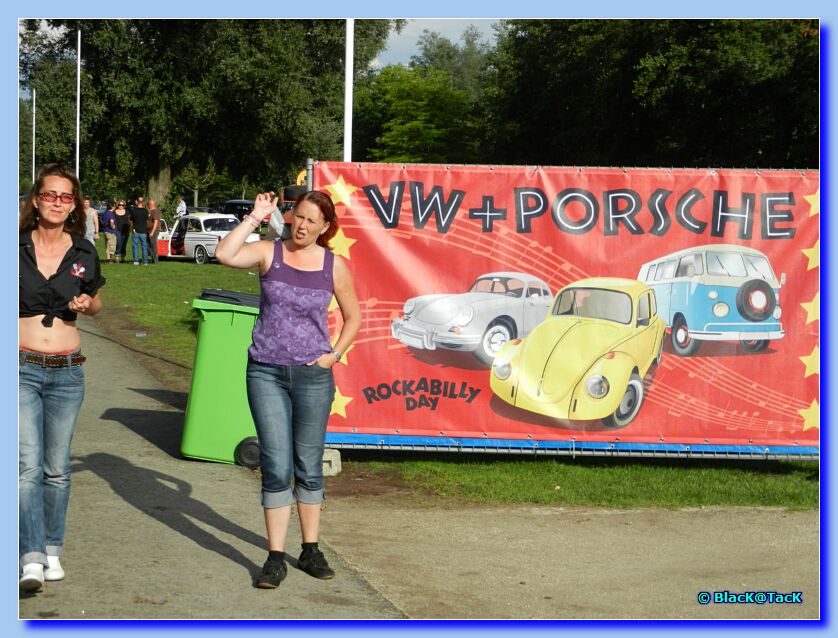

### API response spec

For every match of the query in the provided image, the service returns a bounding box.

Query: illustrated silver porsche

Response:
[391,272,554,364]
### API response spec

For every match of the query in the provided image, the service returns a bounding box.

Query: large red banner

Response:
[314,162,819,455]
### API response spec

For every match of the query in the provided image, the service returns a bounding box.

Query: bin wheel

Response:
[234,437,261,469]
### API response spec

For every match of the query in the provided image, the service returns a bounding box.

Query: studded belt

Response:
[20,351,86,368]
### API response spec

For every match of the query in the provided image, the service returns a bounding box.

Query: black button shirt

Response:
[19,230,106,327]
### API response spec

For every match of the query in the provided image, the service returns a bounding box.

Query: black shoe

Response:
[297,548,335,580]
[254,559,287,589]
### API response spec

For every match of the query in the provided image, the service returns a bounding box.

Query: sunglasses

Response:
[38,191,75,204]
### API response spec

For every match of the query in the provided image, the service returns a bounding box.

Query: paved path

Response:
[19,317,403,620]
[19,316,819,623]
[323,499,819,619]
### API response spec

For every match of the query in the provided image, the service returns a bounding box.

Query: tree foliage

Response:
[19,19,818,201]
[484,19,819,167]
[21,57,79,174]
[354,26,493,163]
[175,159,217,207]
[410,26,493,102]
[355,66,476,163]
[19,19,396,200]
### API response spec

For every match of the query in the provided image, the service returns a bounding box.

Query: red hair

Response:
[295,190,339,249]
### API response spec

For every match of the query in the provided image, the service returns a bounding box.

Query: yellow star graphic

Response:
[802,239,819,271]
[803,188,819,217]
[330,385,353,418]
[799,345,819,378]
[798,399,819,431]
[328,295,339,312]
[322,175,359,207]
[330,228,357,259]
[337,343,355,365]
[801,292,819,325]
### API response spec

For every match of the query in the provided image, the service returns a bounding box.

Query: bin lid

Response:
[192,288,260,312]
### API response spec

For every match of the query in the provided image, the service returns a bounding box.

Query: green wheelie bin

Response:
[180,288,262,468]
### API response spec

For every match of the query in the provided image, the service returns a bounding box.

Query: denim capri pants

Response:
[245,359,335,508]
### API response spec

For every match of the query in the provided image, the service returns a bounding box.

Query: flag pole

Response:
[76,28,81,179]
[31,88,36,182]
[343,19,354,163]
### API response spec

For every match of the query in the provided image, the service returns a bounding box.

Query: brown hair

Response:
[19,163,86,236]
[295,190,339,249]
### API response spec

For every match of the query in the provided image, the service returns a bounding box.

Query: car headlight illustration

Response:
[586,375,610,399]
[452,307,474,327]
[492,357,512,380]
[712,302,730,318]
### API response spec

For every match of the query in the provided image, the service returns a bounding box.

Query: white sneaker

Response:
[19,563,44,592]
[45,556,65,581]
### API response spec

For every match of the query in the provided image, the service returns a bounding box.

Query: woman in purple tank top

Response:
[216,190,360,589]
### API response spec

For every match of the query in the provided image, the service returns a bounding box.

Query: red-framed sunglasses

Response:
[37,192,75,204]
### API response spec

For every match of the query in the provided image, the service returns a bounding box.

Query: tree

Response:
[174,159,217,207]
[410,26,493,102]
[354,27,492,163]
[19,56,78,176]
[485,19,818,168]
[19,98,33,194]
[19,19,396,198]
[355,66,475,163]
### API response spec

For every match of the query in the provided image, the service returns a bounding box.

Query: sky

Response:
[374,19,498,67]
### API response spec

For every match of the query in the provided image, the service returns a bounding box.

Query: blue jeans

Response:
[19,351,85,569]
[132,231,148,264]
[246,360,335,508]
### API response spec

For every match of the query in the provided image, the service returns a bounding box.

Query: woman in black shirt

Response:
[18,164,105,593]
[113,200,131,263]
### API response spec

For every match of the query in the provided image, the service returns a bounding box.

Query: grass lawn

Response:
[92,246,820,510]
[344,452,818,509]
[97,257,259,369]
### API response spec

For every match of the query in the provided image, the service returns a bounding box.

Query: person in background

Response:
[175,195,187,218]
[129,196,150,266]
[19,163,106,592]
[101,201,118,262]
[82,196,99,246]
[215,190,361,589]
[147,200,161,264]
[113,200,130,263]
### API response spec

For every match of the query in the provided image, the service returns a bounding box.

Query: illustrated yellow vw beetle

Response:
[490,277,665,428]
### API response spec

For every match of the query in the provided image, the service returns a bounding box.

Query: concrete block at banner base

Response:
[322,448,342,476]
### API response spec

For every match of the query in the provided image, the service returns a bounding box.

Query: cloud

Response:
[377,19,497,67]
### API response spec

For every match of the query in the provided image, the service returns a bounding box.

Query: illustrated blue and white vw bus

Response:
[637,244,785,356]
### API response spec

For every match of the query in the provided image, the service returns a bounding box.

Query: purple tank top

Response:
[248,241,334,365]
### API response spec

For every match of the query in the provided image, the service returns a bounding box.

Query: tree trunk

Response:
[147,160,172,207]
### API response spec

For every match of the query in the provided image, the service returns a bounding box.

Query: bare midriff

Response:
[19,316,80,354]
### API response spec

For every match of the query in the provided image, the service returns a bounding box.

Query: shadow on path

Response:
[72,452,265,577]
[129,387,189,411]
[100,405,184,459]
